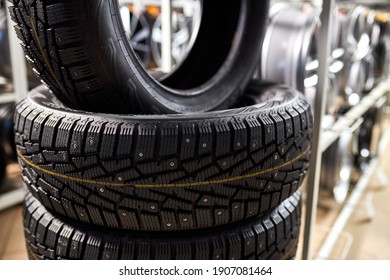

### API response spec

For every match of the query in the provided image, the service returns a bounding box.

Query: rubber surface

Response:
[0,103,16,183]
[15,83,312,231]
[0,145,5,183]
[9,0,269,114]
[0,103,16,160]
[0,7,40,86]
[356,97,385,169]
[24,189,302,260]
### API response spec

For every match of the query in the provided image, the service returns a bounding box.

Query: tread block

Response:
[23,190,302,260]
[16,83,312,231]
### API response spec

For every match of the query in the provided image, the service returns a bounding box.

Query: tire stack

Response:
[9,0,313,260]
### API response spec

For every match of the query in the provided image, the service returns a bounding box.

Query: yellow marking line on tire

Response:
[29,17,69,98]
[26,243,39,260]
[17,145,310,188]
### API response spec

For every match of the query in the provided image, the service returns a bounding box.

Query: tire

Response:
[123,11,153,68]
[355,97,385,169]
[1,103,16,184]
[0,7,40,86]
[0,103,16,160]
[24,189,302,260]
[15,83,312,231]
[9,0,270,114]
[0,146,5,184]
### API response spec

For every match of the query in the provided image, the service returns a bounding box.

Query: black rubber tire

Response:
[0,146,5,184]
[0,103,16,160]
[0,103,15,184]
[373,18,390,81]
[0,7,41,86]
[356,110,376,168]
[15,83,312,231]
[24,189,302,260]
[355,100,384,170]
[9,0,270,114]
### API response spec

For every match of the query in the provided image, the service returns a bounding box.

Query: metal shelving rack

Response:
[301,0,390,260]
[0,1,28,211]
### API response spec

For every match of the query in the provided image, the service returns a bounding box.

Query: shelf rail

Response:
[321,79,390,152]
[302,0,335,260]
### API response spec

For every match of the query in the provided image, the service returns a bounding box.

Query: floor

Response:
[1,119,390,260]
[0,205,25,260]
[0,164,27,260]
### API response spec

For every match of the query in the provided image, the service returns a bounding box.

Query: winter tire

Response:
[9,0,269,114]
[0,103,16,183]
[0,7,40,86]
[0,103,16,160]
[15,83,312,231]
[24,189,302,260]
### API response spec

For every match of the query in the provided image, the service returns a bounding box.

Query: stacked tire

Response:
[9,0,313,260]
